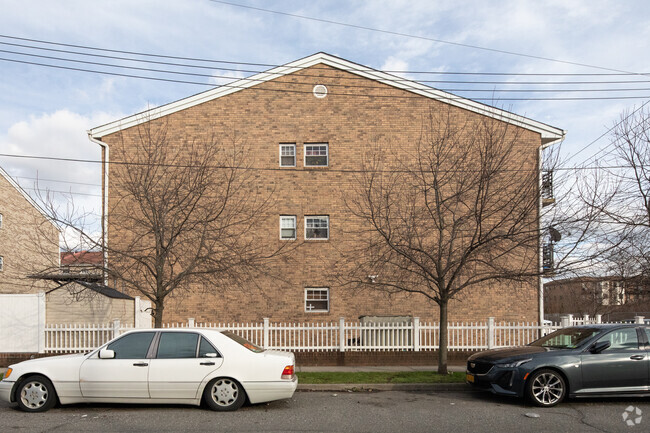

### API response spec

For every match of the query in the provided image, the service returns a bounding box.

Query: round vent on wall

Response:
[313,84,328,98]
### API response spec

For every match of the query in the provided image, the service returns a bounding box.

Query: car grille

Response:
[467,361,493,375]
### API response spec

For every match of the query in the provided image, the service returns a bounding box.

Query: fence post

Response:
[37,291,46,353]
[560,315,570,328]
[134,297,141,328]
[262,318,270,349]
[112,319,121,339]
[583,314,589,324]
[188,318,195,328]
[635,316,645,324]
[487,317,495,349]
[413,317,420,352]
[339,317,346,352]
[595,314,602,324]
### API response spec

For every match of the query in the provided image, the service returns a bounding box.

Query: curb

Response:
[297,383,470,392]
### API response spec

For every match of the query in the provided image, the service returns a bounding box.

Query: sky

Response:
[1,0,649,246]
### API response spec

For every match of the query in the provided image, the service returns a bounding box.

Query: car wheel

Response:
[203,377,246,411]
[16,375,57,412]
[526,369,566,407]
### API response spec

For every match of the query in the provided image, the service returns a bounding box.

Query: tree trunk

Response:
[153,300,164,328]
[438,300,449,375]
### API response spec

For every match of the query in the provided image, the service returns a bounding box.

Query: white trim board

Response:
[88,52,565,145]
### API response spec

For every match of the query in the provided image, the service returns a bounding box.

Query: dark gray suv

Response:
[466,324,650,407]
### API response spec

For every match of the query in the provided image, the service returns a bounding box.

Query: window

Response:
[305,288,329,312]
[198,337,220,357]
[223,331,264,352]
[0,213,3,228]
[0,256,3,272]
[304,143,328,167]
[280,144,296,167]
[597,328,639,351]
[280,216,296,240]
[106,332,155,359]
[156,332,199,359]
[305,216,329,240]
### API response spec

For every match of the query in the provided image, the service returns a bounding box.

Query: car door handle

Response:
[200,362,216,366]
[133,362,149,367]
[630,355,645,361]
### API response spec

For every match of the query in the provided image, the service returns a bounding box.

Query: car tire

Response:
[203,377,246,411]
[526,369,566,407]
[16,375,57,412]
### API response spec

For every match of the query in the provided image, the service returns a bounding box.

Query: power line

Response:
[4,46,650,95]
[208,0,650,77]
[565,100,650,165]
[3,57,650,102]
[0,151,636,174]
[2,34,650,77]
[13,175,102,187]
[3,37,650,85]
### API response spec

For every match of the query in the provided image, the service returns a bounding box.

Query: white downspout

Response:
[87,132,109,286]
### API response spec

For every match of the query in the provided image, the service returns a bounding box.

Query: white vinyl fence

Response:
[40,314,642,354]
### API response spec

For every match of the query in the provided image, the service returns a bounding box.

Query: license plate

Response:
[466,373,475,383]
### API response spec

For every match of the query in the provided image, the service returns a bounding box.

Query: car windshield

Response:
[222,331,265,353]
[530,327,601,349]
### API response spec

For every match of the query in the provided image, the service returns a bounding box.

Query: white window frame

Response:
[304,143,328,167]
[0,256,3,272]
[305,215,329,240]
[0,213,3,229]
[279,143,296,167]
[305,288,329,313]
[279,215,297,240]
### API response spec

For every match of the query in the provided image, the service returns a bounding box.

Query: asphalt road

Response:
[1,389,649,433]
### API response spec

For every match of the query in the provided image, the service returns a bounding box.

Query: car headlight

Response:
[497,358,532,368]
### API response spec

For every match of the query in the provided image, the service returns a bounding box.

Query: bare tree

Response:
[577,106,650,287]
[342,107,545,374]
[41,119,282,327]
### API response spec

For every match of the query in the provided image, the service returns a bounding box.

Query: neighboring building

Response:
[46,281,151,326]
[0,165,59,294]
[545,276,650,318]
[89,53,564,324]
[60,251,103,278]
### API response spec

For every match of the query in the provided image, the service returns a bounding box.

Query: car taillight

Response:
[281,365,294,379]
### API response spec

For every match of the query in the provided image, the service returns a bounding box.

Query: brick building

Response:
[89,53,564,324]
[545,276,650,318]
[0,165,59,294]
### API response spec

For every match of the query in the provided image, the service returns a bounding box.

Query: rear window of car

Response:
[222,331,264,353]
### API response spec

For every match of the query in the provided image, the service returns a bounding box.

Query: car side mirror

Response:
[99,348,116,359]
[590,341,611,354]
[204,352,218,358]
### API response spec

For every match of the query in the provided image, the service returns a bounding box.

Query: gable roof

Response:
[89,52,564,145]
[0,165,59,230]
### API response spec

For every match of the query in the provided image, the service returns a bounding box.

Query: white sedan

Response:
[0,328,297,412]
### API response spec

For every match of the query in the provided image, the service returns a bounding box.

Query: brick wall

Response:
[99,64,542,325]
[0,173,59,295]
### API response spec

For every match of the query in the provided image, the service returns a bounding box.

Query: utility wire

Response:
[3,57,650,102]
[0,151,637,173]
[1,34,649,77]
[3,47,650,95]
[3,38,650,86]
[565,100,650,165]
